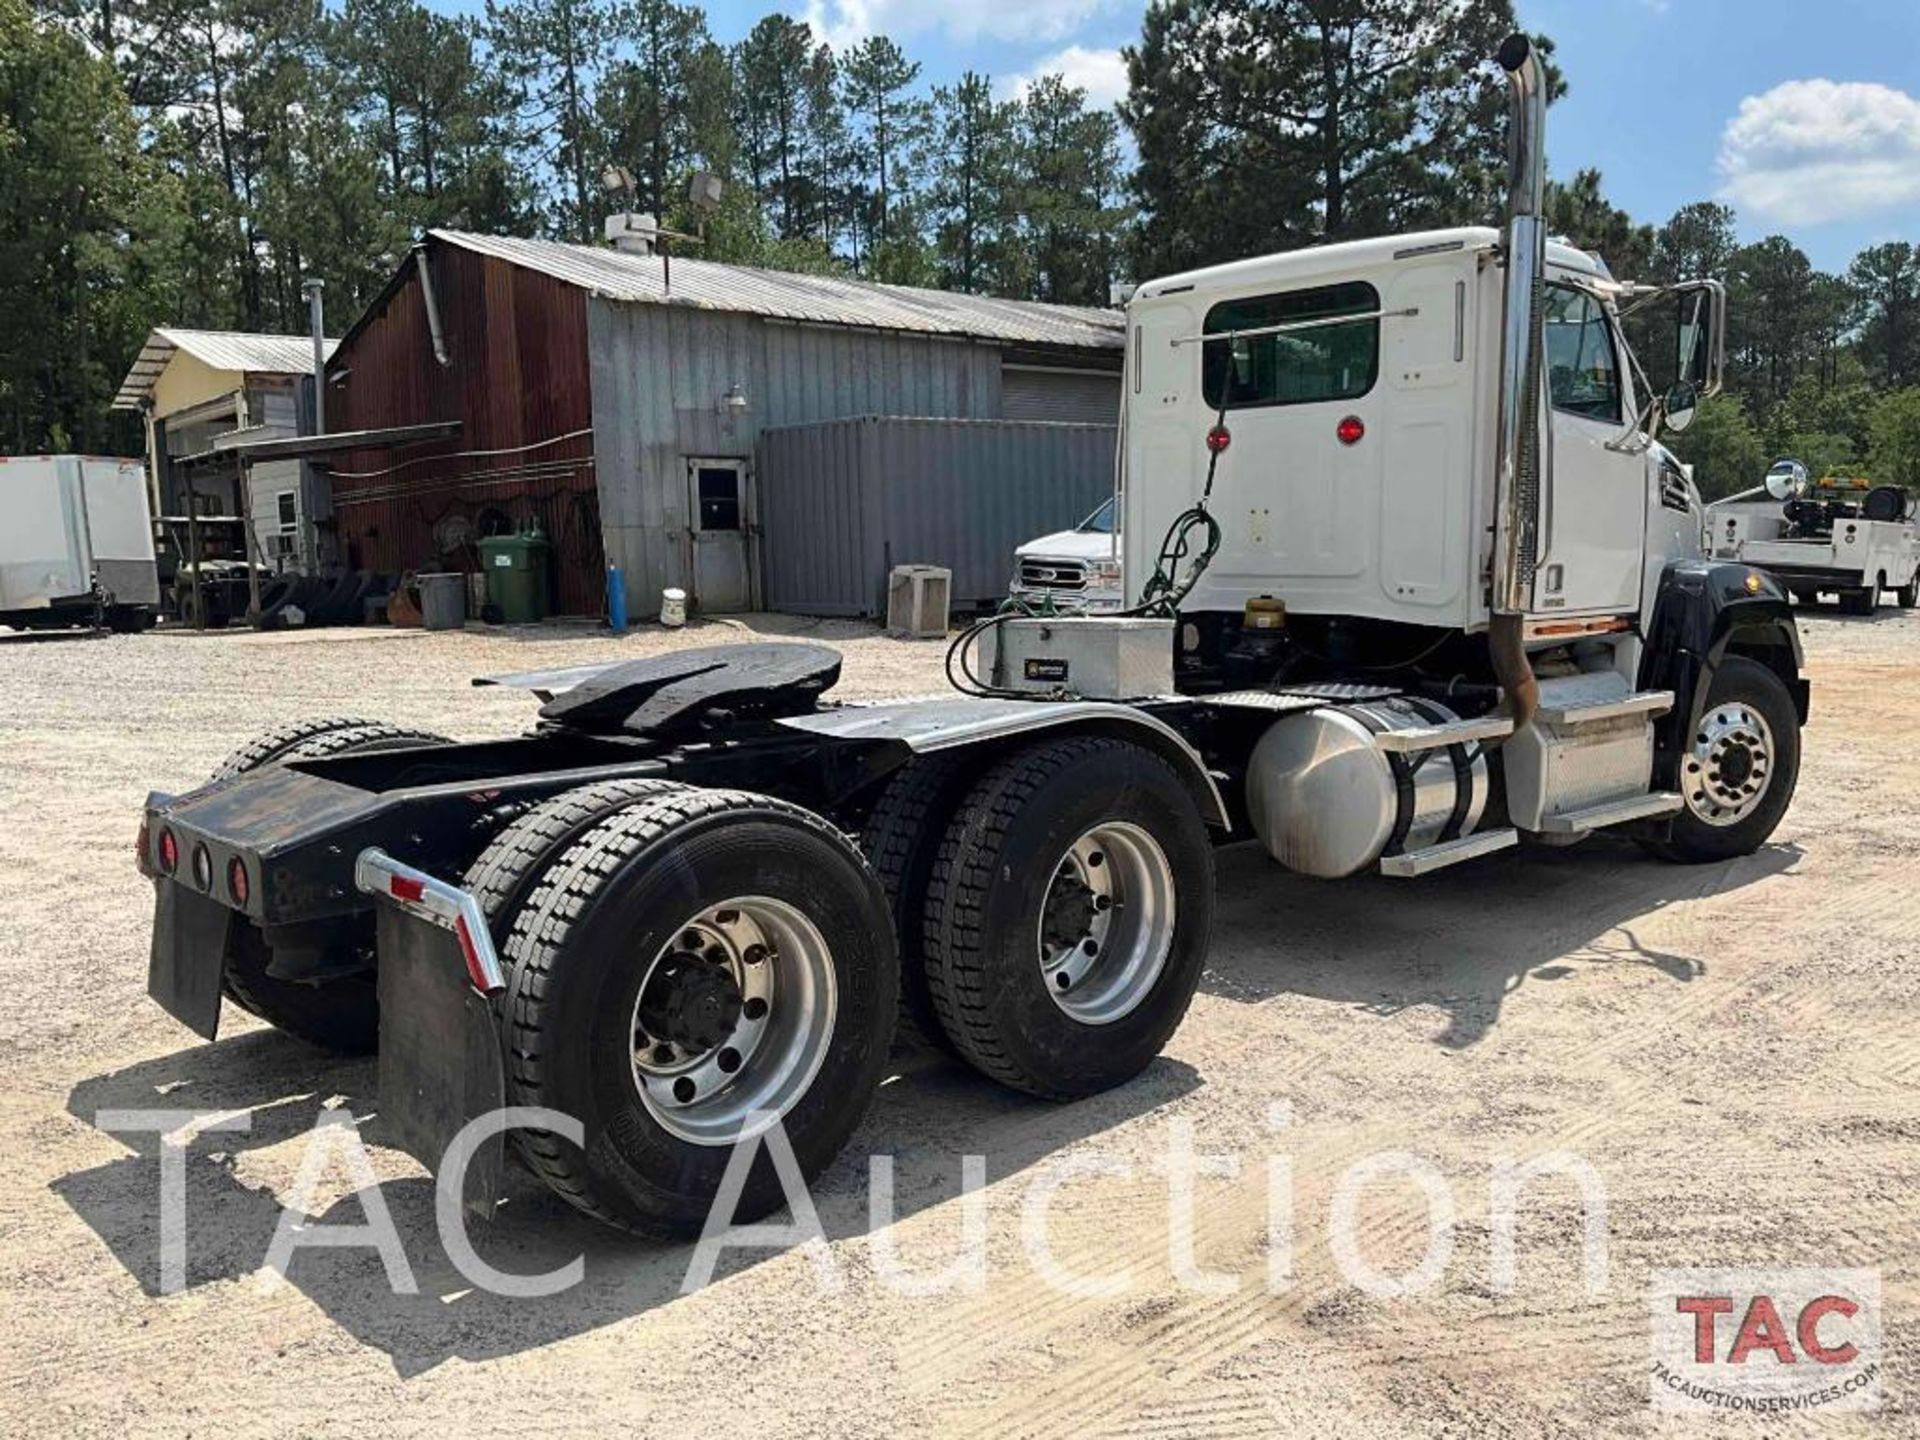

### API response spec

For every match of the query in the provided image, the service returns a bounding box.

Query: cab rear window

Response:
[1201,281,1380,410]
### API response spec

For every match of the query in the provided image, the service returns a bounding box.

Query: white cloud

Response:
[800,0,1114,52]
[999,45,1129,110]
[1717,78,1920,223]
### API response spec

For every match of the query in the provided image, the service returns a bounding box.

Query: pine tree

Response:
[487,0,614,241]
[1123,0,1558,277]
[926,71,1016,294]
[597,0,709,219]
[841,35,924,270]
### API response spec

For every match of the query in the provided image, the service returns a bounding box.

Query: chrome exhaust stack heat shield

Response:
[1490,31,1552,722]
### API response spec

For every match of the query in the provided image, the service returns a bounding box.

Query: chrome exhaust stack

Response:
[1490,32,1549,722]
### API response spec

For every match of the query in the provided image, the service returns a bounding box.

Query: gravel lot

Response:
[0,608,1914,1436]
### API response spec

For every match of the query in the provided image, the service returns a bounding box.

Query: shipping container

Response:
[758,416,1118,617]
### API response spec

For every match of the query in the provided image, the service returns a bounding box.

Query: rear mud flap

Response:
[148,883,236,1040]
[375,906,507,1219]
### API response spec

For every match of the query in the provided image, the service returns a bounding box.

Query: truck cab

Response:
[1122,228,1709,645]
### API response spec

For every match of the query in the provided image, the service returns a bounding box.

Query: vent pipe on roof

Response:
[415,244,451,367]
[302,277,327,435]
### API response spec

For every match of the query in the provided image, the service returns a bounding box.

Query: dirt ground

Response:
[0,607,1913,1437]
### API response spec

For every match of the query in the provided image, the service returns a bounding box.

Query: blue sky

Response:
[560,0,1920,275]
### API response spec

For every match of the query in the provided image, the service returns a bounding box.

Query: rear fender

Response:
[778,697,1230,829]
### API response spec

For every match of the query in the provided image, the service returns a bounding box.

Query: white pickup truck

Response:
[1009,496,1123,612]
[1711,462,1918,615]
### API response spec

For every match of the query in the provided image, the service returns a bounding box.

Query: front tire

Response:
[920,736,1214,1100]
[499,788,897,1234]
[1641,655,1801,865]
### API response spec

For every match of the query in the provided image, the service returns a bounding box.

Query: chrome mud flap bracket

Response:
[356,849,508,1221]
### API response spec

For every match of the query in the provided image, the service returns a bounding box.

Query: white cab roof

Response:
[1133,227,1609,301]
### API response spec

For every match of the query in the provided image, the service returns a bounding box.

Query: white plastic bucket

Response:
[660,587,687,628]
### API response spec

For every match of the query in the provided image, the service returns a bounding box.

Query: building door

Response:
[688,458,752,612]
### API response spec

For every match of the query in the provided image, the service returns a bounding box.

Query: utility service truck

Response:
[137,37,1808,1236]
[1710,460,1918,614]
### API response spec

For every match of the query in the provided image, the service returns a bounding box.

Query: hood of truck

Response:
[1016,529,1119,563]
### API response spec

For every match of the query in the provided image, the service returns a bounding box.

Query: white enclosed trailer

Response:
[0,455,159,630]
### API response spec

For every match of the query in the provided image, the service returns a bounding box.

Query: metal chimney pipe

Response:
[302,278,327,436]
[1489,32,1548,723]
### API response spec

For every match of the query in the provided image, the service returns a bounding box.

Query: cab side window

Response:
[1544,285,1621,422]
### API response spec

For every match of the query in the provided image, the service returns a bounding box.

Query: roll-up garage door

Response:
[1000,366,1122,424]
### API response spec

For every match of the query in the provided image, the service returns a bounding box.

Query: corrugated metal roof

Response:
[112,328,340,411]
[430,229,1124,352]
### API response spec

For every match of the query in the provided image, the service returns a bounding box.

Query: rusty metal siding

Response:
[758,416,1117,617]
[326,248,604,614]
[588,297,1004,612]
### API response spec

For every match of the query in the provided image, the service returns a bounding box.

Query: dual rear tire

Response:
[473,785,897,1234]
[870,736,1215,1100]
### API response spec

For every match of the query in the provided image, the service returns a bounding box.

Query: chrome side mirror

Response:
[1664,381,1699,435]
[1765,459,1810,502]
[1676,288,1715,390]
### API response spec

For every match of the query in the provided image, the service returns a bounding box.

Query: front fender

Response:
[1638,560,1809,786]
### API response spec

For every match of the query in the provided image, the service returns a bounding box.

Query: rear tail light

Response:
[190,842,213,891]
[136,820,153,877]
[158,828,179,875]
[227,858,250,907]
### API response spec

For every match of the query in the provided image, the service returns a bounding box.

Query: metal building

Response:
[112,328,338,570]
[323,229,1124,616]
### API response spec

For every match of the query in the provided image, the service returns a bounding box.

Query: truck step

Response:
[1379,827,1518,877]
[1535,791,1683,835]
[1535,689,1673,726]
[1375,714,1515,753]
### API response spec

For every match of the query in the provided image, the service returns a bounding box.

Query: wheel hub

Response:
[628,898,838,1147]
[1035,822,1175,1026]
[638,955,743,1052]
[1681,702,1775,827]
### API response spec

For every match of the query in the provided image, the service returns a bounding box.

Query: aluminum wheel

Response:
[630,896,838,1146]
[1036,821,1176,1025]
[1681,702,1776,827]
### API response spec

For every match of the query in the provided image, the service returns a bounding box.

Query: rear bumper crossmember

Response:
[352,849,506,995]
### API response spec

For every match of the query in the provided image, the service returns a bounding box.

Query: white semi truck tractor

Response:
[139,36,1807,1235]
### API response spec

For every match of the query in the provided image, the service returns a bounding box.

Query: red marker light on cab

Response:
[1337,415,1366,446]
[1206,426,1232,454]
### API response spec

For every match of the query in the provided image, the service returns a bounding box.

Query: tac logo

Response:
[1648,1268,1882,1413]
